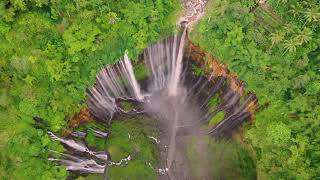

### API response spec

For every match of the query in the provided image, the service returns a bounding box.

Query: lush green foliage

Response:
[78,122,108,151]
[0,0,179,179]
[76,116,159,180]
[191,0,320,179]
[1,0,318,179]
[208,111,225,128]
[133,63,150,80]
[186,136,256,180]
[207,95,224,127]
[106,116,160,180]
[119,101,135,112]
[66,115,160,180]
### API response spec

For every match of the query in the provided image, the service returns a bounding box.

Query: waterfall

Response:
[50,27,257,179]
[122,54,144,100]
[88,27,188,124]
[143,27,187,94]
[168,27,187,96]
[87,53,145,123]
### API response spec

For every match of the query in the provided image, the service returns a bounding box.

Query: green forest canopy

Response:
[0,0,319,179]
[0,0,179,179]
[191,0,320,179]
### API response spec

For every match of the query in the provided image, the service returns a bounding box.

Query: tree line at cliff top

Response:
[0,0,179,179]
[1,0,319,179]
[191,0,320,179]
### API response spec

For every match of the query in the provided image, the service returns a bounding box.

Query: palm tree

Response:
[283,23,296,34]
[304,7,320,23]
[283,38,299,53]
[270,31,285,46]
[295,28,312,45]
[289,4,302,18]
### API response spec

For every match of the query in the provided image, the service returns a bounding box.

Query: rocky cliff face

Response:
[177,0,208,29]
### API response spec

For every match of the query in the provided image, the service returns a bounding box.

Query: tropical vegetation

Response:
[0,0,179,179]
[1,0,319,179]
[191,0,320,179]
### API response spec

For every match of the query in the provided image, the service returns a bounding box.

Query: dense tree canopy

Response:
[1,0,319,179]
[0,0,179,178]
[191,0,320,179]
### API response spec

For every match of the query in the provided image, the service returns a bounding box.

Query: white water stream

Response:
[49,25,257,179]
